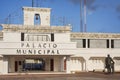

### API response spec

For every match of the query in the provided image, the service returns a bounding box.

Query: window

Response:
[106,39,109,48]
[21,33,24,41]
[71,39,83,48]
[25,34,50,41]
[89,39,106,48]
[111,39,114,48]
[51,33,54,42]
[83,39,86,48]
[34,14,41,25]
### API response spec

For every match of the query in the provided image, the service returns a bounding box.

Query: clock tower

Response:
[23,7,51,26]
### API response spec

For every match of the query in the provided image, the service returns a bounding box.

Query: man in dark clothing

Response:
[111,61,115,74]
[105,54,115,74]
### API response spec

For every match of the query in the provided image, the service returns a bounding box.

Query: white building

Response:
[0,6,120,74]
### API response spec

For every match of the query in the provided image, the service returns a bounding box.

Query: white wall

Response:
[70,59,82,71]
[3,32,21,42]
[114,60,120,71]
[90,39,106,48]
[71,39,83,48]
[54,33,70,42]
[114,39,120,48]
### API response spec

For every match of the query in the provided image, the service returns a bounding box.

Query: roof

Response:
[71,32,120,39]
[1,24,71,33]
[23,7,51,12]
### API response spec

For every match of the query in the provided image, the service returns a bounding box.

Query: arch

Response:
[34,14,41,25]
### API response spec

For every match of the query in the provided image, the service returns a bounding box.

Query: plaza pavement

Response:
[0,72,120,80]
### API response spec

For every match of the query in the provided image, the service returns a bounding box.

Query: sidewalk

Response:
[0,72,120,80]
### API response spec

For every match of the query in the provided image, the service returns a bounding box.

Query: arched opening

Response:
[34,14,41,25]
[23,58,45,71]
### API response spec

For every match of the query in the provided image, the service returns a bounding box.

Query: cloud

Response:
[69,0,95,6]
[116,4,120,13]
[68,0,81,5]
[69,0,97,12]
[116,4,120,20]
[86,0,95,7]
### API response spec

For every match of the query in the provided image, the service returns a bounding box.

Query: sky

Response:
[0,0,120,33]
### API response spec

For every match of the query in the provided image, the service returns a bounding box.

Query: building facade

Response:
[0,7,120,74]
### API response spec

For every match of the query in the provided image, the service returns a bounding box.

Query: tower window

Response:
[34,14,41,25]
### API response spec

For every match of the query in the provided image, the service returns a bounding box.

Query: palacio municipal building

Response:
[0,6,120,74]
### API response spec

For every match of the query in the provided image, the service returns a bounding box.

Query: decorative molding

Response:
[1,24,120,39]
[23,7,51,12]
[71,33,120,39]
[1,24,71,33]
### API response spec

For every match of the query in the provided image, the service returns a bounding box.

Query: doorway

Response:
[15,61,18,72]
[23,58,45,71]
[50,59,54,71]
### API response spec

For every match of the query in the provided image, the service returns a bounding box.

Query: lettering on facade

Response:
[16,43,60,55]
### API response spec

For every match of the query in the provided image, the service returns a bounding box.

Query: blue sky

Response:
[0,0,120,33]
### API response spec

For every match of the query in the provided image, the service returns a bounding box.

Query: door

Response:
[50,59,54,71]
[15,61,18,72]
[64,59,66,70]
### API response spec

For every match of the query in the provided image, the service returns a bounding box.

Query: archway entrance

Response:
[23,58,45,71]
[6,55,69,73]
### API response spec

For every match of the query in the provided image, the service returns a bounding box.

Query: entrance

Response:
[23,58,45,71]
[10,56,67,73]
[15,61,18,72]
[50,59,54,71]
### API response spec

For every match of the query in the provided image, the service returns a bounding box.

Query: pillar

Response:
[45,58,50,71]
[8,57,15,73]
[54,57,60,72]
[66,56,71,73]
[3,57,8,74]
[60,57,64,72]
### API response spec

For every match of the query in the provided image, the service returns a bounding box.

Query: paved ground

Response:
[0,72,120,80]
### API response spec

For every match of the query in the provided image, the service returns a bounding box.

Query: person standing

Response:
[111,60,115,74]
[105,54,115,74]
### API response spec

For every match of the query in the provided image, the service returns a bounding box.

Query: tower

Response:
[23,7,51,26]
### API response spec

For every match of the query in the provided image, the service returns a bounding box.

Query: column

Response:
[66,56,71,73]
[45,58,50,71]
[60,57,64,72]
[86,39,88,48]
[54,57,60,72]
[9,57,15,73]
[3,57,8,74]
[109,39,111,49]
[84,57,89,72]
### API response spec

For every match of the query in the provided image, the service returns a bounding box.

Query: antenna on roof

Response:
[32,0,34,7]
[32,0,46,7]
[80,0,87,32]
[84,0,87,32]
[36,0,39,7]
[80,0,83,32]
